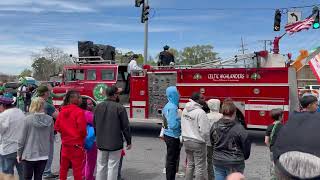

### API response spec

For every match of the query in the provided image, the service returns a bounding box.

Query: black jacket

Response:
[93,99,131,151]
[273,111,320,179]
[210,118,251,166]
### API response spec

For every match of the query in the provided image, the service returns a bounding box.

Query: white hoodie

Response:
[181,99,211,144]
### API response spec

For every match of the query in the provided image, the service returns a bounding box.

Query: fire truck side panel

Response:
[174,67,290,129]
[130,74,148,120]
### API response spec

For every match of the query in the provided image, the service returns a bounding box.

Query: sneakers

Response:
[176,171,185,177]
[43,173,59,179]
[162,168,185,177]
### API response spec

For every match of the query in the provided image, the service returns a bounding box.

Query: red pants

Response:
[60,145,85,180]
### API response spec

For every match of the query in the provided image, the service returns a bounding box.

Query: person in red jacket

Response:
[54,90,87,180]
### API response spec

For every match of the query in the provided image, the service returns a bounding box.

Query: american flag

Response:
[285,16,315,35]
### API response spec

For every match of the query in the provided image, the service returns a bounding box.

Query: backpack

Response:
[84,124,96,150]
[270,121,281,143]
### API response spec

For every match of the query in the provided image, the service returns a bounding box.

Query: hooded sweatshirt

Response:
[163,86,181,138]
[273,111,320,179]
[206,99,223,146]
[0,108,25,155]
[181,99,210,144]
[55,104,87,146]
[17,113,53,160]
[210,118,251,166]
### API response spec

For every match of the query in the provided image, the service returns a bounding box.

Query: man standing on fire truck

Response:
[158,45,175,66]
[125,54,141,94]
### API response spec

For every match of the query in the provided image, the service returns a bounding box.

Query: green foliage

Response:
[154,45,218,65]
[19,69,32,78]
[180,45,218,65]
[115,50,144,64]
[31,47,74,80]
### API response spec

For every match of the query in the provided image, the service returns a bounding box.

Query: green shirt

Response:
[0,86,5,93]
[47,92,66,105]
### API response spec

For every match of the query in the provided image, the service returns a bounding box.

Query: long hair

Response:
[62,90,80,106]
[29,97,45,113]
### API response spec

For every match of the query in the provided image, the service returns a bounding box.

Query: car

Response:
[305,85,320,90]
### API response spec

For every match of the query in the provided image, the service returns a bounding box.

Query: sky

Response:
[0,0,319,75]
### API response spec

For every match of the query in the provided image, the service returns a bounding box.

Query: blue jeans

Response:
[43,139,54,175]
[214,164,245,180]
[2,152,23,180]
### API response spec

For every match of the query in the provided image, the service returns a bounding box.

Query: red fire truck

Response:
[53,52,299,130]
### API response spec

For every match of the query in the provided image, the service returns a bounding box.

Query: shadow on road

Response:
[248,130,266,146]
[130,123,266,145]
[130,123,162,138]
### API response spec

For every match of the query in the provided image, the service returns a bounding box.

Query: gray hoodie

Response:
[181,99,210,144]
[17,112,54,160]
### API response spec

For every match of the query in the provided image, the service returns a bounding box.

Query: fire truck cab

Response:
[53,51,299,130]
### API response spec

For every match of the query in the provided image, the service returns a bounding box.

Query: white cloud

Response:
[0,0,95,13]
[153,14,229,21]
[93,22,189,32]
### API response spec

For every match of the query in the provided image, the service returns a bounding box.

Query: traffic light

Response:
[274,9,281,31]
[141,3,149,23]
[135,0,144,7]
[313,6,319,29]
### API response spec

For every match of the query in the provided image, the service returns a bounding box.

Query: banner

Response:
[308,52,320,82]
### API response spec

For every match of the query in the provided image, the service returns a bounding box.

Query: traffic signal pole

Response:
[143,0,148,64]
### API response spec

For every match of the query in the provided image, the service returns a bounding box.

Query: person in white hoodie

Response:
[181,92,211,180]
[0,96,25,180]
[206,99,223,180]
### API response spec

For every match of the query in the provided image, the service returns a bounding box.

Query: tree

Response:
[31,57,54,81]
[19,69,32,78]
[115,50,144,64]
[31,47,74,80]
[180,45,218,65]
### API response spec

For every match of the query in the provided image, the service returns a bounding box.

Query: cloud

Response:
[153,14,229,21]
[0,0,95,13]
[93,22,189,32]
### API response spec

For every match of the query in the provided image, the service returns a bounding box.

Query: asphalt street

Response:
[50,123,270,180]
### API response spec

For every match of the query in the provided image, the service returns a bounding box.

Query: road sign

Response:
[287,11,302,24]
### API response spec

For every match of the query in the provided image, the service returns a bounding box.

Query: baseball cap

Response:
[163,45,170,50]
[106,85,122,97]
[37,85,49,96]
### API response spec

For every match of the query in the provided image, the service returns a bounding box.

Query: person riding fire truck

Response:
[53,41,302,130]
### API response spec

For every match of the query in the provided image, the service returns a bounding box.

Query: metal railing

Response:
[76,56,114,64]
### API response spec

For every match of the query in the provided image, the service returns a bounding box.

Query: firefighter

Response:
[125,54,141,94]
[158,45,175,66]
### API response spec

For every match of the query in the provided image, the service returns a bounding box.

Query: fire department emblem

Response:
[193,73,202,80]
[250,73,261,80]
[93,83,108,101]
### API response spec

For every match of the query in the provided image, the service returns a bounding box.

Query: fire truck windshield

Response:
[66,69,84,81]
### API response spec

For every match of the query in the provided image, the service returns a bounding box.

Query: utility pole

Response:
[239,37,248,54]
[144,0,148,64]
[258,40,272,52]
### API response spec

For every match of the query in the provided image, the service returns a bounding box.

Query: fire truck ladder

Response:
[76,56,113,64]
[173,53,258,69]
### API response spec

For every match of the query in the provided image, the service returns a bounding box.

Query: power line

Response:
[155,3,320,11]
[239,37,248,55]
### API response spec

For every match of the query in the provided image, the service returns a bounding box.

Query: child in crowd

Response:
[264,108,284,179]
[80,99,97,180]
